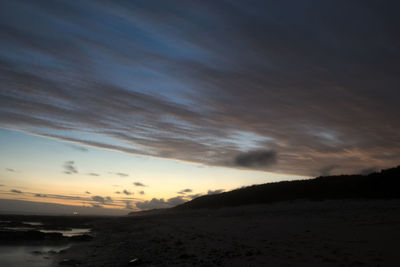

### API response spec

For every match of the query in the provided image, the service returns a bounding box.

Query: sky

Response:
[1,0,400,215]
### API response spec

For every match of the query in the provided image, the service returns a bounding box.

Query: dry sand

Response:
[52,200,400,266]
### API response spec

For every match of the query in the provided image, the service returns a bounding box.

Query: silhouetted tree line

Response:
[176,166,400,210]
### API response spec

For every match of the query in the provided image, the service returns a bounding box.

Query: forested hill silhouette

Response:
[175,166,400,210]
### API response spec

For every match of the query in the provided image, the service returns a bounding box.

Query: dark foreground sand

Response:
[52,200,400,267]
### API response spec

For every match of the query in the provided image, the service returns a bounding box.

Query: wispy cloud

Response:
[1,1,399,176]
[233,150,277,169]
[124,200,133,210]
[87,173,100,177]
[5,168,16,172]
[177,188,192,194]
[68,144,88,152]
[109,172,129,177]
[133,182,146,187]
[6,190,132,210]
[91,195,113,205]
[122,189,132,196]
[63,161,78,174]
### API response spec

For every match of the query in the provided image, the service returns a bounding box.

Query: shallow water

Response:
[40,227,91,237]
[0,222,91,266]
[23,221,44,226]
[0,245,69,267]
[3,225,91,237]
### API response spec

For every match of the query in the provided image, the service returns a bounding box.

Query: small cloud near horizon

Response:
[11,189,23,194]
[123,189,133,195]
[177,188,192,194]
[133,182,146,187]
[85,191,91,194]
[5,168,16,172]
[136,195,186,210]
[87,173,100,176]
[124,200,133,209]
[138,190,145,195]
[35,193,47,197]
[92,195,112,204]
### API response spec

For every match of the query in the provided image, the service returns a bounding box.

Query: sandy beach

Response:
[51,199,400,266]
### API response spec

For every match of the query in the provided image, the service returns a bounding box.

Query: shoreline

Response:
[51,199,400,266]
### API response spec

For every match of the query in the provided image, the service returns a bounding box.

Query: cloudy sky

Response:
[1,0,399,214]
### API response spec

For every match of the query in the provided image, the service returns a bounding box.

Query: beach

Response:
[51,199,400,266]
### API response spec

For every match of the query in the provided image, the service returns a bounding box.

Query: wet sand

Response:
[52,200,400,266]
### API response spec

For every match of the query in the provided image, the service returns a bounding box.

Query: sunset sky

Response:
[1,0,399,215]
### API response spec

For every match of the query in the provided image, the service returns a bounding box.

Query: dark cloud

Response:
[87,173,100,177]
[177,188,192,194]
[133,182,146,187]
[35,193,47,197]
[233,150,277,169]
[122,189,132,196]
[124,200,133,210]
[136,198,168,210]
[136,196,186,210]
[91,203,102,208]
[11,189,22,194]
[63,161,77,174]
[69,144,88,152]
[138,190,145,195]
[207,189,224,195]
[91,195,112,204]
[85,191,91,194]
[1,1,400,176]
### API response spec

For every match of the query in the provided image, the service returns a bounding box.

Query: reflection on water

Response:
[23,221,44,226]
[40,228,91,237]
[0,245,69,267]
[5,226,35,231]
